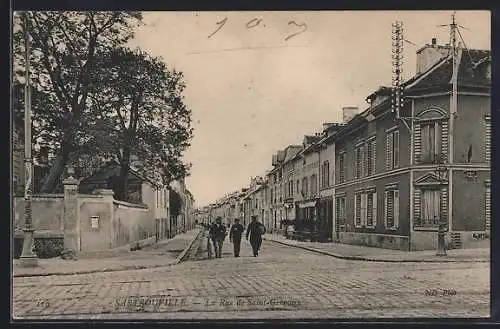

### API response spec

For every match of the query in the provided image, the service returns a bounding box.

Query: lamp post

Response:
[435,159,448,257]
[19,12,38,267]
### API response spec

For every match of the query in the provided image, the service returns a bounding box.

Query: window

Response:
[163,190,167,208]
[367,138,376,176]
[90,216,99,230]
[338,151,346,183]
[420,189,440,227]
[421,122,442,163]
[485,116,491,163]
[354,190,377,228]
[321,161,330,188]
[296,180,300,194]
[335,196,346,228]
[311,174,317,196]
[355,144,365,179]
[302,177,308,198]
[385,189,399,229]
[386,130,400,170]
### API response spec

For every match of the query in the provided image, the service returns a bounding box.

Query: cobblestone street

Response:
[13,237,490,320]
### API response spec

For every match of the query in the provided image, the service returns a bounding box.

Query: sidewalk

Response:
[264,233,490,263]
[13,228,203,277]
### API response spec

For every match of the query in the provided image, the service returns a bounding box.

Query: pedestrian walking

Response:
[246,215,266,257]
[209,217,227,258]
[229,218,244,257]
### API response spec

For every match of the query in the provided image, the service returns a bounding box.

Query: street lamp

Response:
[435,157,448,257]
[19,12,38,267]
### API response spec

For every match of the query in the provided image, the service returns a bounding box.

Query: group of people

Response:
[207,215,266,258]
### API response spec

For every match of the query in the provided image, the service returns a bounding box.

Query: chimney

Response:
[342,107,359,123]
[416,38,450,75]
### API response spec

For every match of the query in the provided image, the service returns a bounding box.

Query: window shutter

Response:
[386,133,394,170]
[360,145,365,177]
[486,185,491,231]
[414,123,422,164]
[386,191,394,228]
[486,118,491,163]
[393,131,400,168]
[384,191,388,228]
[440,187,448,229]
[394,190,399,228]
[335,197,340,222]
[371,140,377,175]
[361,193,367,227]
[355,194,361,227]
[413,188,421,228]
[441,121,449,162]
[372,192,377,228]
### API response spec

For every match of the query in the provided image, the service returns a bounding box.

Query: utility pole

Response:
[19,11,38,267]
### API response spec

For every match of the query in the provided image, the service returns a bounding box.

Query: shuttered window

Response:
[367,139,376,176]
[338,151,346,183]
[354,194,362,227]
[386,130,399,170]
[393,131,400,168]
[355,145,364,179]
[385,189,399,229]
[322,161,330,188]
[355,191,377,228]
[335,196,346,229]
[421,122,442,163]
[311,174,317,196]
[366,192,377,227]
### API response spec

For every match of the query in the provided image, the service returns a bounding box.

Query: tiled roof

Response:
[407,48,491,91]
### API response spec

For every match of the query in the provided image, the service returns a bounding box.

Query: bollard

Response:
[436,221,447,256]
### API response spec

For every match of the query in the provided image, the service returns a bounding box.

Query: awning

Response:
[298,201,317,208]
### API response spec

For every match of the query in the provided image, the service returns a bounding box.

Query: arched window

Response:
[414,108,449,164]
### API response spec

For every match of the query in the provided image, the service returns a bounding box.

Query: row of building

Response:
[195,38,491,251]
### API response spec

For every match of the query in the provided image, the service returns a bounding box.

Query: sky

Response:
[129,10,490,208]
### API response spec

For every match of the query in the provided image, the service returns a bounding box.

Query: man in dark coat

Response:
[246,215,266,257]
[209,217,227,258]
[229,218,244,257]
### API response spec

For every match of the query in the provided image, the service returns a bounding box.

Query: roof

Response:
[79,159,159,187]
[335,47,491,141]
[406,48,491,92]
[283,145,303,164]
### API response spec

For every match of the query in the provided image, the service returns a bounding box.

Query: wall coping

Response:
[14,194,64,199]
[113,199,149,210]
[14,229,64,238]
[77,194,105,199]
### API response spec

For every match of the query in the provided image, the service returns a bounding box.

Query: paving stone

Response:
[13,238,490,320]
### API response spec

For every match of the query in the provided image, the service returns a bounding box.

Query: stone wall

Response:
[13,181,157,255]
[113,199,151,247]
[13,194,64,236]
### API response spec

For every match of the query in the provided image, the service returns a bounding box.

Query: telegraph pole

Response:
[19,12,38,267]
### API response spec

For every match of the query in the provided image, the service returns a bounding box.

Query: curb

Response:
[13,229,204,278]
[265,237,489,263]
[175,229,205,264]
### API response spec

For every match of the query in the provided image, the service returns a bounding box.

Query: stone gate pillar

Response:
[63,176,79,252]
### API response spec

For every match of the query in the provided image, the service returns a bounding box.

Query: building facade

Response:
[333,42,490,250]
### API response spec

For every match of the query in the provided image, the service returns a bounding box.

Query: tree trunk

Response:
[115,147,131,201]
[39,137,73,193]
